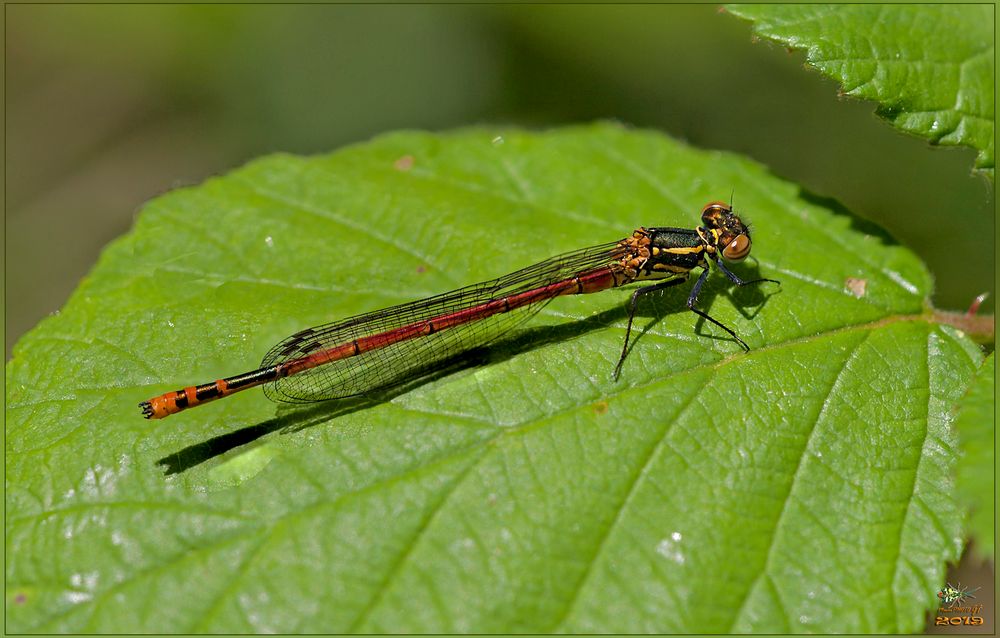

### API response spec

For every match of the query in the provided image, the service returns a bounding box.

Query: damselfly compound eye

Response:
[723,235,751,261]
[701,201,731,225]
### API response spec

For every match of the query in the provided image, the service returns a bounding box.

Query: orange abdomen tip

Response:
[138,393,182,420]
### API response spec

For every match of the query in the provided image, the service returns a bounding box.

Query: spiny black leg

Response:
[687,266,751,351]
[713,257,781,287]
[613,276,688,379]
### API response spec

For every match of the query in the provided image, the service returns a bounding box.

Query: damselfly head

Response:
[701,201,752,262]
[700,201,731,226]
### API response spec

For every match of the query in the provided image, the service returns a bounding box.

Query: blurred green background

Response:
[6,3,994,359]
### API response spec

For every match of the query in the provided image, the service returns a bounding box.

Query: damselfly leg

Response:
[613,255,780,379]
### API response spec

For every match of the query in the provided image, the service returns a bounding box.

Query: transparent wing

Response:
[261,240,627,402]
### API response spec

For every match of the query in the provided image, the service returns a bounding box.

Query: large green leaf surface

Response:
[726,4,995,180]
[6,124,983,632]
[955,353,995,560]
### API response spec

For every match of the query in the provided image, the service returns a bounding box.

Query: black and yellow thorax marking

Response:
[615,226,709,282]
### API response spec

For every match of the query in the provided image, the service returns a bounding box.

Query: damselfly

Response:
[140,202,779,419]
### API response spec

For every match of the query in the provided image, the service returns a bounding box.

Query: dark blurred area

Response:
[6,4,994,356]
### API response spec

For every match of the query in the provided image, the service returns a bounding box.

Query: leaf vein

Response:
[727,328,872,631]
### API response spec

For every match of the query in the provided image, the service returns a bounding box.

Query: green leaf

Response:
[725,4,995,180]
[955,353,995,560]
[6,124,984,632]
